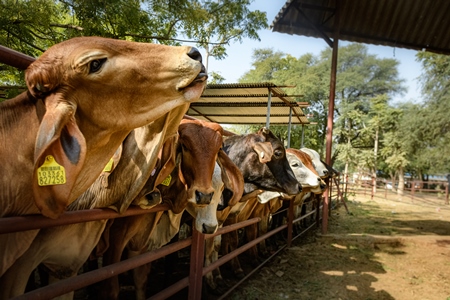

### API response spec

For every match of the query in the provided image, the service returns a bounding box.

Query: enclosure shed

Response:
[188,82,310,126]
[271,0,450,55]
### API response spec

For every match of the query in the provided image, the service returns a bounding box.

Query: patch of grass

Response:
[381,264,395,272]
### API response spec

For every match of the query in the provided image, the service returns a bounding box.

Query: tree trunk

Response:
[398,166,405,196]
[344,128,351,192]
[344,162,349,192]
[372,128,379,194]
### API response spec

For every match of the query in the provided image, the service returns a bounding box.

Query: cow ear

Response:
[32,93,87,219]
[100,144,123,188]
[253,141,273,163]
[26,56,63,98]
[257,191,281,204]
[217,150,244,207]
[155,136,178,187]
[129,135,178,212]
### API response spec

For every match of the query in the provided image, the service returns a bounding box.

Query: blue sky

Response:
[203,0,423,104]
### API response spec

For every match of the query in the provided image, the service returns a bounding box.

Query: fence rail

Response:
[341,173,449,206]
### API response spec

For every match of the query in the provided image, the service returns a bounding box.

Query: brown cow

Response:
[204,128,300,292]
[224,148,327,278]
[98,119,243,300]
[0,37,206,277]
[0,108,187,298]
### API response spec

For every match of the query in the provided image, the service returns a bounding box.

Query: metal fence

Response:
[341,173,449,206]
[2,196,329,299]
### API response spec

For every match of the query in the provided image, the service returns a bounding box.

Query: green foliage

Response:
[182,0,267,68]
[0,0,267,89]
[413,52,450,174]
[207,71,225,84]
[238,44,405,162]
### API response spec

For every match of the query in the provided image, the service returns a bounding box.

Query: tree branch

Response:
[50,23,84,31]
[165,19,181,39]
[123,33,228,45]
[6,31,45,53]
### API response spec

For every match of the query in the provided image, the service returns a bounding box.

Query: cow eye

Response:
[274,150,283,159]
[292,162,300,167]
[89,58,106,73]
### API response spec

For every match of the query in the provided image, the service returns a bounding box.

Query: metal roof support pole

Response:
[265,89,272,129]
[287,107,292,148]
[322,0,340,235]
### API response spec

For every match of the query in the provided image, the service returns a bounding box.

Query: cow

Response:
[222,148,326,279]
[204,127,300,293]
[98,119,244,300]
[0,108,187,299]
[277,148,327,231]
[298,155,340,228]
[223,128,300,195]
[300,147,329,179]
[0,36,207,278]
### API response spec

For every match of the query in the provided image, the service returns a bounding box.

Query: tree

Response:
[0,0,267,87]
[237,44,405,166]
[415,52,450,174]
[182,0,267,70]
[331,44,405,158]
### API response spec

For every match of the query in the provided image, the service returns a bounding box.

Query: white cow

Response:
[300,147,330,179]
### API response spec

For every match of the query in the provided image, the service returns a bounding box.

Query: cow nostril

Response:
[187,47,202,63]
[298,184,302,193]
[145,191,161,206]
[195,190,213,205]
[202,223,218,234]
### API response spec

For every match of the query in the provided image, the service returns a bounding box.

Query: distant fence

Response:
[340,173,449,206]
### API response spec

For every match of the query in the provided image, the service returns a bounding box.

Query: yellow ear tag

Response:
[103,158,114,172]
[161,174,172,186]
[37,155,66,186]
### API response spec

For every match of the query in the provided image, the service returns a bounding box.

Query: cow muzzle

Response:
[186,47,208,86]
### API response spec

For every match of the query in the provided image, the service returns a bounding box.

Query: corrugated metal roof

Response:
[271,0,450,55]
[187,82,310,125]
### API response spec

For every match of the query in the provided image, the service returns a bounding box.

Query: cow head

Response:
[286,148,325,194]
[25,37,207,218]
[300,148,329,179]
[177,119,222,206]
[223,127,300,195]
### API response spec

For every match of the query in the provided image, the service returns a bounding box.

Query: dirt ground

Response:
[225,192,450,300]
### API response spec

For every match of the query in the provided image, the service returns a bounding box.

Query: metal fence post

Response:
[287,199,294,247]
[188,228,205,300]
[445,184,449,205]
